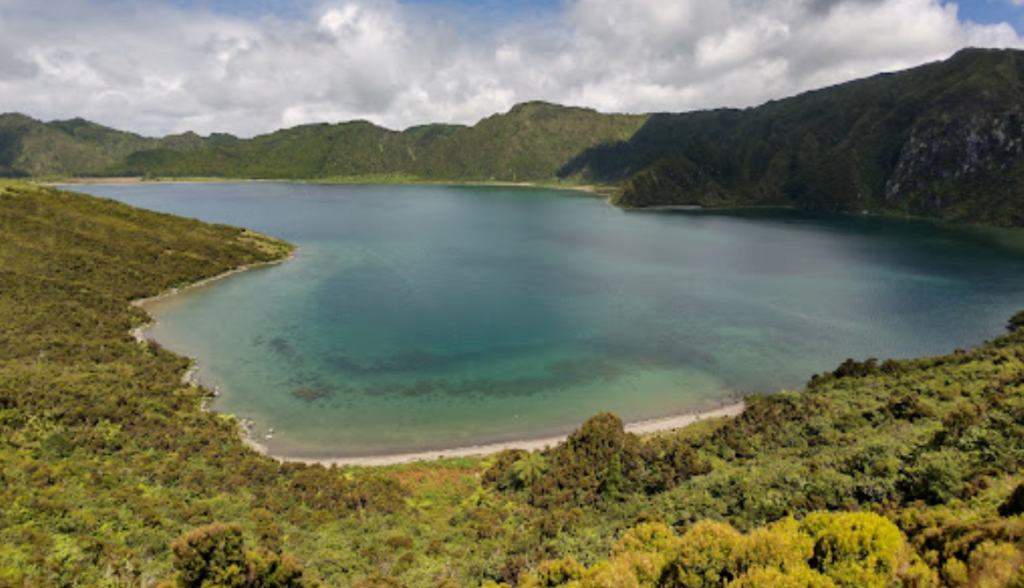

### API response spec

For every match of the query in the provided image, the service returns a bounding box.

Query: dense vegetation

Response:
[0,103,644,185]
[98,102,647,183]
[585,48,1024,227]
[0,183,410,586]
[509,513,934,588]
[478,328,1024,586]
[0,115,224,179]
[3,183,1024,586]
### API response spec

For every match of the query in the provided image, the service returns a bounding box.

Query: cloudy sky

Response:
[2,0,1023,137]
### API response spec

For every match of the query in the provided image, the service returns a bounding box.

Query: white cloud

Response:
[696,18,791,71]
[0,0,1020,137]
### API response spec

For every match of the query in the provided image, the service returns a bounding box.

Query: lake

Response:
[69,182,1024,457]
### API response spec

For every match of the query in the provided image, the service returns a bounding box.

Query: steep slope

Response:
[576,48,1024,226]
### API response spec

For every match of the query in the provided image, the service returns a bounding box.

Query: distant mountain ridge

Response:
[101,101,649,182]
[0,113,228,177]
[6,48,1024,225]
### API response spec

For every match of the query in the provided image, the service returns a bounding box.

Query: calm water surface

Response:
[70,182,1024,457]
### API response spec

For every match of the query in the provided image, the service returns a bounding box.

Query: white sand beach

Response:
[251,401,746,467]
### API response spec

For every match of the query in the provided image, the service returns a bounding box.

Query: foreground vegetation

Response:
[3,183,1024,587]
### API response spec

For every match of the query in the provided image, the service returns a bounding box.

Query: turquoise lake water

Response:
[70,182,1024,457]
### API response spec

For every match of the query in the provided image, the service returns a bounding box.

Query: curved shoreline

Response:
[243,401,746,467]
[131,251,296,345]
[122,200,750,468]
[130,249,748,468]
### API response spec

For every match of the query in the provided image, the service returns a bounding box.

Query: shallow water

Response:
[71,182,1024,457]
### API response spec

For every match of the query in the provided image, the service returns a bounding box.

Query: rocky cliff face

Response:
[886,111,1024,207]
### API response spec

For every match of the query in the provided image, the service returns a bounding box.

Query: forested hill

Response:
[101,102,648,182]
[7,48,1024,226]
[0,114,231,178]
[598,47,1024,226]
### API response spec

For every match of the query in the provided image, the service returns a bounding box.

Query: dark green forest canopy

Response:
[602,47,1024,227]
[3,182,1024,587]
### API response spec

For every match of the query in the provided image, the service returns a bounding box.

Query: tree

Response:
[512,453,548,488]
[519,558,584,588]
[660,520,743,588]
[730,566,837,588]
[800,512,904,588]
[168,522,317,588]
[603,454,623,498]
[171,523,248,588]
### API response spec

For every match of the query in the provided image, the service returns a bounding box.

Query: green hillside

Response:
[0,114,160,178]
[0,114,227,178]
[110,120,422,180]
[407,102,648,182]
[3,183,1024,587]
[100,102,646,183]
[588,48,1024,227]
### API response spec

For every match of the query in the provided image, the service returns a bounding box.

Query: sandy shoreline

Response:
[245,401,746,467]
